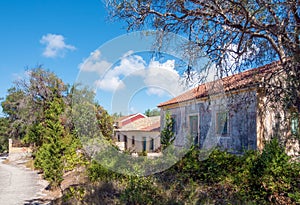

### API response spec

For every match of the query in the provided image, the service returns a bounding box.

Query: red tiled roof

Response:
[116,113,147,127]
[118,116,160,132]
[117,114,136,122]
[141,120,160,132]
[158,61,282,107]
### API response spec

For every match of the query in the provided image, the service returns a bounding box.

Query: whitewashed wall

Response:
[115,131,160,153]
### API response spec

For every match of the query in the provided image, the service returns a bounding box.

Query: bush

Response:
[88,160,122,182]
[120,176,165,205]
[34,142,63,187]
[237,138,300,203]
[174,147,239,184]
[82,139,300,204]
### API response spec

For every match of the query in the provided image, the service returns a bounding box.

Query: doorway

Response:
[189,115,199,145]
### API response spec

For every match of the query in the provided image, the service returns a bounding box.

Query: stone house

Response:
[114,114,161,153]
[158,61,300,155]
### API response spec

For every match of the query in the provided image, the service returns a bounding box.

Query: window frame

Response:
[188,114,199,145]
[216,112,229,136]
[150,138,154,151]
[171,114,177,134]
[291,112,299,136]
[143,137,147,152]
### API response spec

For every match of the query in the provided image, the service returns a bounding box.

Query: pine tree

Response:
[161,112,175,150]
[34,97,65,188]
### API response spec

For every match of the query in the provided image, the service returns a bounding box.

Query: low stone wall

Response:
[8,139,32,161]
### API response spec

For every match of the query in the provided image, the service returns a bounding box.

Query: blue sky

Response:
[0,0,201,116]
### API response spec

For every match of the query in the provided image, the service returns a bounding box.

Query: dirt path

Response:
[0,159,49,205]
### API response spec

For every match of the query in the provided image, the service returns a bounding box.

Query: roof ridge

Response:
[158,61,281,107]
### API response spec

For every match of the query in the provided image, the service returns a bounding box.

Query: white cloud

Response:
[146,87,169,97]
[223,43,259,74]
[94,54,146,92]
[40,33,76,58]
[144,59,185,97]
[79,50,112,75]
[79,50,190,96]
[113,54,146,76]
[122,50,134,58]
[95,76,125,91]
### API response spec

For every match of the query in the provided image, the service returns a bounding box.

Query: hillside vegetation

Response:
[1,67,299,204]
[57,139,300,205]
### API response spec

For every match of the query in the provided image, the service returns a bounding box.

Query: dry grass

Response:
[2,159,9,164]
[24,158,35,170]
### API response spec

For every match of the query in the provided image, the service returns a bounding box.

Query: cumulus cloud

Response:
[40,33,76,58]
[94,54,146,92]
[79,49,191,96]
[113,54,146,77]
[79,50,112,75]
[145,59,184,97]
[95,76,125,91]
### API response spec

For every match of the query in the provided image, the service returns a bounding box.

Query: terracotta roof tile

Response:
[115,113,147,127]
[118,116,160,132]
[158,61,281,107]
[117,114,136,122]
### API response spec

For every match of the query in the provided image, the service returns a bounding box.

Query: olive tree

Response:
[107,0,300,112]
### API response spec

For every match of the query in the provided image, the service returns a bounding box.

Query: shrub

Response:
[238,138,300,203]
[120,176,165,205]
[88,160,122,182]
[175,147,239,184]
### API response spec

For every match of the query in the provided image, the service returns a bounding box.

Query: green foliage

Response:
[0,117,9,152]
[23,123,44,146]
[144,108,160,117]
[2,68,68,142]
[159,140,300,204]
[1,87,26,119]
[180,148,239,184]
[63,186,86,202]
[1,87,27,140]
[161,112,175,149]
[138,150,147,156]
[238,138,300,203]
[82,139,300,204]
[34,96,88,187]
[1,68,118,190]
[88,160,121,182]
[35,141,64,187]
[95,104,113,141]
[34,97,65,187]
[61,135,87,172]
[120,176,165,205]
[69,85,95,138]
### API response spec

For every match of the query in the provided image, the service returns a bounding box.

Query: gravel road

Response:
[0,159,48,205]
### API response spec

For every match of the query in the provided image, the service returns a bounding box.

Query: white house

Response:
[114,115,161,153]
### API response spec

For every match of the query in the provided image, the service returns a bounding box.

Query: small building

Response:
[158,61,300,155]
[114,115,161,153]
[113,113,147,128]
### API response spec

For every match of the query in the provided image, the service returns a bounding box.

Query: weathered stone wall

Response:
[257,89,300,156]
[160,89,257,154]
